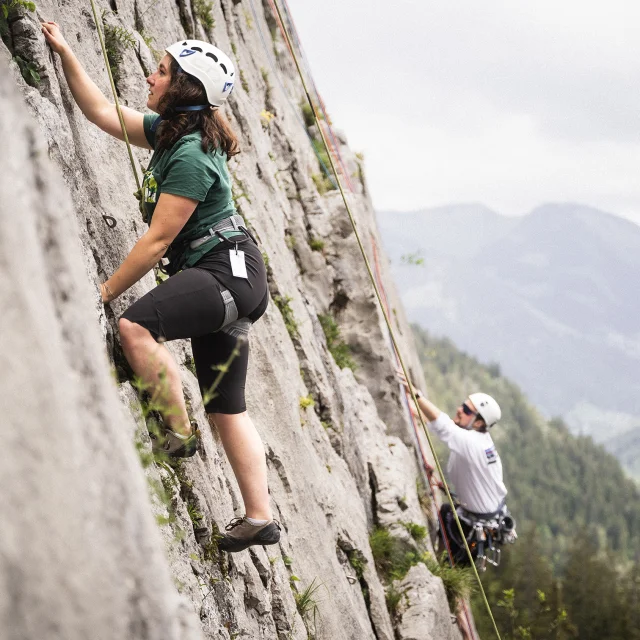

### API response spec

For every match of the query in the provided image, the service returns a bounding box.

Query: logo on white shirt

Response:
[485,446,498,465]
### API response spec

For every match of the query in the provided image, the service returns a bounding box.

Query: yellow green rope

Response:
[88,0,141,191]
[271,1,503,637]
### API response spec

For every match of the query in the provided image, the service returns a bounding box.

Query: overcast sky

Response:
[285,0,640,224]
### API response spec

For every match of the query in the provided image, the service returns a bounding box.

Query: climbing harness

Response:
[167,213,255,333]
[188,213,248,250]
[443,500,517,571]
[269,1,503,637]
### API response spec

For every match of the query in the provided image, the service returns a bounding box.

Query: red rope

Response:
[265,0,356,192]
[370,234,476,640]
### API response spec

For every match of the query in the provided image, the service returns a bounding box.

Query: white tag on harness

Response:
[229,248,248,279]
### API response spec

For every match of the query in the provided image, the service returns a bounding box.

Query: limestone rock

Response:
[0,56,202,640]
[395,564,463,640]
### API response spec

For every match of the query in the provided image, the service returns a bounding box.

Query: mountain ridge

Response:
[378,202,640,479]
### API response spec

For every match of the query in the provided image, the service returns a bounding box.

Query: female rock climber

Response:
[41,21,279,552]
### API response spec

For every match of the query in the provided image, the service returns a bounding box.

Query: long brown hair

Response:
[155,57,240,157]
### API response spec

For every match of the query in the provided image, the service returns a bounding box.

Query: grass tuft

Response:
[318,314,356,371]
[294,578,322,633]
[273,294,299,339]
[401,521,427,542]
[424,553,476,612]
[193,0,214,31]
[309,236,325,252]
[369,527,428,582]
[299,395,315,409]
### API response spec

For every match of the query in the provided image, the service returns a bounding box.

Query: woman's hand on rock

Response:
[41,21,71,56]
[100,283,113,304]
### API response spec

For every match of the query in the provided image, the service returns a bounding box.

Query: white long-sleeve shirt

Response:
[429,413,507,515]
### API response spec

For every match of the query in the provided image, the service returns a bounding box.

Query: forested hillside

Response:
[379,204,640,480]
[411,326,640,638]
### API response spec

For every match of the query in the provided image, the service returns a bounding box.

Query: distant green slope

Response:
[412,325,640,562]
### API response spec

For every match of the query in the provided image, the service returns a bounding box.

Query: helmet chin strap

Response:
[175,105,210,111]
[150,105,210,133]
[464,414,478,430]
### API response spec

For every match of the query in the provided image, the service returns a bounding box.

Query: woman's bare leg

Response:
[209,411,272,520]
[119,318,191,437]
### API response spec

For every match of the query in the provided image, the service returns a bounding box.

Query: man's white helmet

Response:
[166,40,235,106]
[469,393,501,428]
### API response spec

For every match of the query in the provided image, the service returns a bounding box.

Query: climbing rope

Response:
[88,0,141,192]
[270,1,502,637]
[370,235,477,640]
[258,0,354,192]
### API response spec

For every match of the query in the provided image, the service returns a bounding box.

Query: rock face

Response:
[0,59,201,640]
[395,565,462,640]
[1,1,464,638]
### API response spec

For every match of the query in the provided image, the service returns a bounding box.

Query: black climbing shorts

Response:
[121,238,268,414]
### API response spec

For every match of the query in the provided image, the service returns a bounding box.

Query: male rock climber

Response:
[397,372,513,565]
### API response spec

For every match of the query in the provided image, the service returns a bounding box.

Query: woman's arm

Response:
[42,21,151,149]
[101,193,198,302]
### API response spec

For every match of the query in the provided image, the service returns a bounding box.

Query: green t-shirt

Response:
[141,114,238,270]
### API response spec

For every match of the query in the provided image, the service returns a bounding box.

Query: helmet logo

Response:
[180,48,197,57]
[223,81,234,92]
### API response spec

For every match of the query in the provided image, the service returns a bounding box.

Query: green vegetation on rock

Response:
[193,0,214,31]
[319,313,356,371]
[273,294,298,339]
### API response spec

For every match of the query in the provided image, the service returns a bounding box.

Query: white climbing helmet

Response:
[468,393,501,428]
[166,39,235,106]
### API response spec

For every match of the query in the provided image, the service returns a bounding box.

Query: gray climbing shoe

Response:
[218,517,281,553]
[150,424,199,458]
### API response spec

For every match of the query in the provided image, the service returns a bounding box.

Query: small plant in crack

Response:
[369,526,428,582]
[293,578,322,633]
[13,55,40,86]
[102,11,136,87]
[423,552,475,613]
[318,313,356,371]
[311,173,334,195]
[385,583,408,619]
[346,549,367,580]
[401,521,427,543]
[187,501,203,525]
[308,236,325,252]
[273,294,299,339]
[193,0,214,31]
[299,395,314,409]
[240,69,249,93]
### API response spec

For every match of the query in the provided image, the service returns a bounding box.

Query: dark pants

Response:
[121,240,268,414]
[439,503,476,566]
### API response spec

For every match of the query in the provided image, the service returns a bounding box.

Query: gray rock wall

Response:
[1,0,463,638]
